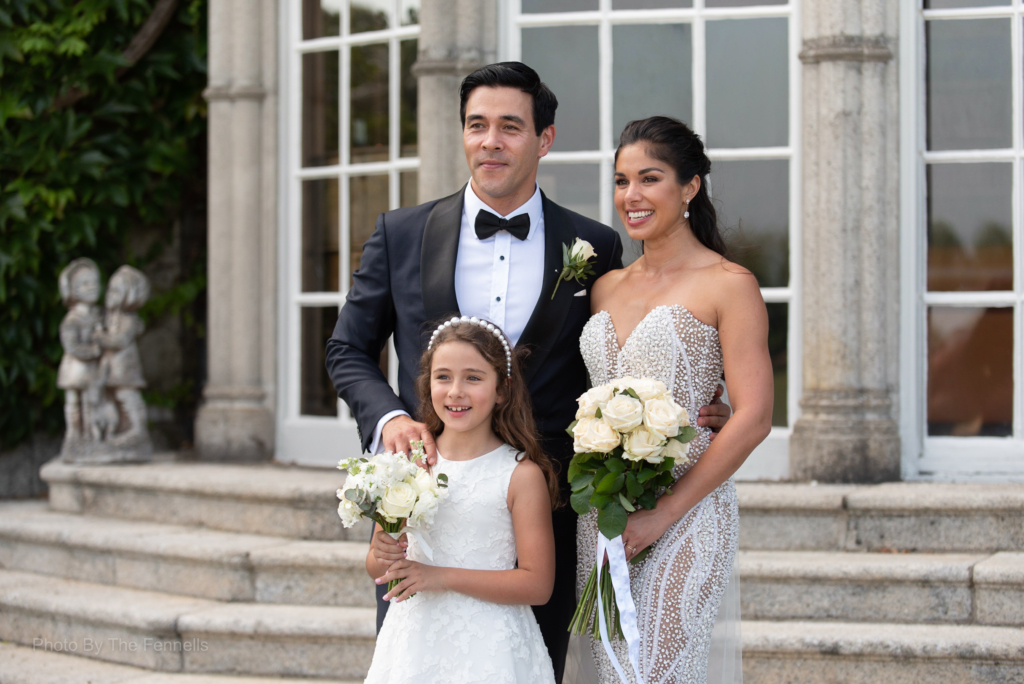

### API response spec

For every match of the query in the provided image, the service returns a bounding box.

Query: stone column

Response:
[413,0,498,202]
[790,0,901,482]
[195,0,277,460]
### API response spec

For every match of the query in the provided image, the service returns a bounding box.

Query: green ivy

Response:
[0,0,207,449]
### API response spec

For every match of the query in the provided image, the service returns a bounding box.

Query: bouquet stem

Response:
[569,562,624,640]
[380,519,404,596]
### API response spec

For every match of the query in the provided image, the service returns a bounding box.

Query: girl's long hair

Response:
[616,116,728,257]
[415,321,561,509]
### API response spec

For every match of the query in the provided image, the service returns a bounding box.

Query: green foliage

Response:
[0,0,207,449]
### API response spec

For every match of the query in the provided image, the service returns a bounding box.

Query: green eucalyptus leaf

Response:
[618,492,636,512]
[676,426,698,443]
[597,503,628,539]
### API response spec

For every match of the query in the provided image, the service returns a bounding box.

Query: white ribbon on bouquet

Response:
[387,526,435,561]
[595,533,646,684]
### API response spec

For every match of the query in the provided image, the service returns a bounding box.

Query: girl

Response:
[363,316,559,684]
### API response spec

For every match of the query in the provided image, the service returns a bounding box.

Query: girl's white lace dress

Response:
[577,305,740,684]
[364,444,556,684]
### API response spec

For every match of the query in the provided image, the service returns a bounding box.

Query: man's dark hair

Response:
[459,62,558,135]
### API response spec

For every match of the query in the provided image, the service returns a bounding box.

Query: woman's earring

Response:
[684,198,690,220]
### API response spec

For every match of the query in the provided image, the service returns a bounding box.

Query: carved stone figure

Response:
[58,261,153,463]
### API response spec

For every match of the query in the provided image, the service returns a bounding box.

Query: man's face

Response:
[462,86,555,203]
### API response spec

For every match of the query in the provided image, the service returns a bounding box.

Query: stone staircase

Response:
[0,458,1021,683]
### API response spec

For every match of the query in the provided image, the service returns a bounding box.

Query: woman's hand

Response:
[371,528,407,568]
[620,506,676,561]
[378,559,447,601]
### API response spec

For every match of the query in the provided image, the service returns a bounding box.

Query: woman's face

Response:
[430,340,503,437]
[613,143,695,243]
[72,269,100,305]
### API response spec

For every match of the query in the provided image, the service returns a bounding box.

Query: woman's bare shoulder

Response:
[591,262,634,310]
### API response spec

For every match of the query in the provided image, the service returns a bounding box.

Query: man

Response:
[325,62,729,682]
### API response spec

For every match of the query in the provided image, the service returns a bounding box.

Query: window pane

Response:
[301,306,339,417]
[400,0,420,25]
[523,0,597,11]
[537,163,600,221]
[351,0,389,33]
[521,26,599,151]
[401,171,418,208]
[928,307,1013,436]
[350,174,390,285]
[351,43,390,163]
[926,19,1011,151]
[613,24,692,138]
[302,51,339,168]
[707,18,788,148]
[925,0,1009,7]
[302,179,340,292]
[401,39,418,158]
[614,0,692,8]
[927,163,1012,292]
[303,0,340,39]
[716,159,790,288]
[766,303,788,427]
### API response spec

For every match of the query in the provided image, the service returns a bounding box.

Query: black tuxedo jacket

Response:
[325,186,624,452]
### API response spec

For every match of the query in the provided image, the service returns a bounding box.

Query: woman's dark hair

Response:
[616,116,727,257]
[459,62,558,135]
[415,320,561,509]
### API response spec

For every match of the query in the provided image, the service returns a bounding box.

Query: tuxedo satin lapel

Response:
[519,193,579,386]
[420,187,465,323]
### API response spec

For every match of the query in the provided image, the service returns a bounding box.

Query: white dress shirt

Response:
[370,183,546,453]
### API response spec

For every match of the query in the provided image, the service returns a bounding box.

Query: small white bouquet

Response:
[337,441,449,595]
[568,377,696,639]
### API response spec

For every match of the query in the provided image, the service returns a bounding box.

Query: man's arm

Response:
[324,213,406,452]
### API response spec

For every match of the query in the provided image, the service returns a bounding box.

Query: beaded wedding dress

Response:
[364,444,556,684]
[575,305,741,684]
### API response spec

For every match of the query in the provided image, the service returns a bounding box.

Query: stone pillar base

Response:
[194,387,274,462]
[790,390,899,483]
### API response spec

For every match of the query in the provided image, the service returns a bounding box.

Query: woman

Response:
[576,116,773,683]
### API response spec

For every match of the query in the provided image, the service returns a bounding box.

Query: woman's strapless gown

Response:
[363,444,556,684]
[577,305,739,684]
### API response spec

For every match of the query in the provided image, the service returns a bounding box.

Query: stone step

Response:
[741,620,1024,684]
[738,550,1024,625]
[0,641,358,684]
[737,482,1024,552]
[0,569,376,679]
[0,502,375,607]
[40,458,372,541]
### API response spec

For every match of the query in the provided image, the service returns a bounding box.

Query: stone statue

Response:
[58,260,153,463]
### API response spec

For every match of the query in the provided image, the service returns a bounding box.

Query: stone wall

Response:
[0,435,60,499]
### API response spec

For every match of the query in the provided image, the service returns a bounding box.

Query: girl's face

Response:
[430,340,504,437]
[614,143,695,242]
[105,277,126,308]
[72,269,101,305]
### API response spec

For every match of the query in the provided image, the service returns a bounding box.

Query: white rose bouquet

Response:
[567,377,696,640]
[337,441,449,595]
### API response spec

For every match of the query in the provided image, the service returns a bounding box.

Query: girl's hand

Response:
[378,559,447,601]
[620,507,675,561]
[372,529,407,568]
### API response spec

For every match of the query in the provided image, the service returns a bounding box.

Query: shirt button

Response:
[499,255,505,261]
[496,296,502,302]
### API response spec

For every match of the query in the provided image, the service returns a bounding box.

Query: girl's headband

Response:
[427,316,512,378]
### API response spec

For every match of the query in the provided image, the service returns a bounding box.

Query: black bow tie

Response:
[474,209,531,241]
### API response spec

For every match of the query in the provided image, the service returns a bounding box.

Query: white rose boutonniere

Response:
[552,238,598,299]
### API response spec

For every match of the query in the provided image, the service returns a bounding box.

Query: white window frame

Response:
[504,0,801,480]
[900,0,1024,480]
[278,1,417,466]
